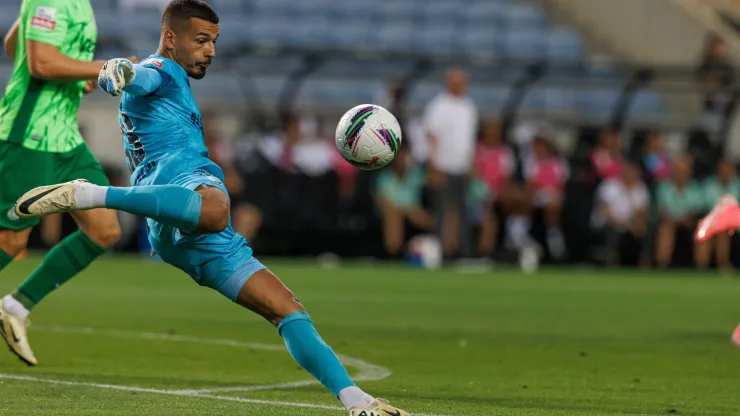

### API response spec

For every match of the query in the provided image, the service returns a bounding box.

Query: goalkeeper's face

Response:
[173,18,219,80]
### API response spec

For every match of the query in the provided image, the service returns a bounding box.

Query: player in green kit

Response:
[0,0,126,365]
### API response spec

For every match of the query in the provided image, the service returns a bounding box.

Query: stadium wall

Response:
[545,0,709,66]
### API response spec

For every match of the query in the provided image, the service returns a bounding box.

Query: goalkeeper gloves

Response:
[98,58,136,97]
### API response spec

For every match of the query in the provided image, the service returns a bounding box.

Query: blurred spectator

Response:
[592,163,650,266]
[524,136,568,259]
[424,68,478,258]
[655,155,704,268]
[591,128,624,180]
[642,130,672,183]
[697,158,740,270]
[376,145,433,256]
[697,34,736,116]
[203,113,244,197]
[474,120,514,253]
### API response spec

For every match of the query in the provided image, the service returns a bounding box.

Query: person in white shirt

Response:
[424,69,478,258]
[592,162,650,266]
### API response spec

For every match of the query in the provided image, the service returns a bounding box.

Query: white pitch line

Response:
[0,374,343,411]
[34,325,392,394]
[0,374,447,416]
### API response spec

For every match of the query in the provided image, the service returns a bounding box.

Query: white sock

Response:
[2,295,29,319]
[74,183,108,210]
[338,386,375,410]
[507,216,531,250]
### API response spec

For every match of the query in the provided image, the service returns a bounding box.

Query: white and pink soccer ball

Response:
[335,104,402,171]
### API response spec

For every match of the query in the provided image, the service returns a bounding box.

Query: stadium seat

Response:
[376,24,415,51]
[542,87,578,113]
[459,28,500,56]
[407,83,443,108]
[546,28,585,62]
[629,90,664,116]
[0,6,20,33]
[416,25,457,54]
[469,86,509,110]
[578,89,621,117]
[377,2,417,23]
[420,1,464,24]
[460,2,505,25]
[502,28,545,59]
[502,3,546,28]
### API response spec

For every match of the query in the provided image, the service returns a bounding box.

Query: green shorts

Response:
[0,141,110,230]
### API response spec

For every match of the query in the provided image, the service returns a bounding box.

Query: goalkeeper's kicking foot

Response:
[349,398,409,416]
[14,179,89,219]
[0,296,37,366]
[695,195,740,243]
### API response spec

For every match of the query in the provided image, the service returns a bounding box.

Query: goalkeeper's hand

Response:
[98,58,136,97]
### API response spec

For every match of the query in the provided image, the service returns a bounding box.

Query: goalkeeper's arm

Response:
[123,65,166,96]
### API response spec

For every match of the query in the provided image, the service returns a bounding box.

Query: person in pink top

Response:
[474,121,515,255]
[590,129,623,180]
[524,136,569,259]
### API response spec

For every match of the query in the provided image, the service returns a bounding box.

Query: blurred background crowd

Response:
[3,0,740,269]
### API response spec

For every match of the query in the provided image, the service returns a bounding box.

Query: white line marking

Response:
[0,374,446,416]
[34,325,391,394]
[0,374,344,411]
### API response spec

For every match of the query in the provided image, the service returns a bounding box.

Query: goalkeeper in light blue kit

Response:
[12,1,410,415]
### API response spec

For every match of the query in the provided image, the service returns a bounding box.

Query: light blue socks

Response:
[277,311,355,396]
[104,185,202,231]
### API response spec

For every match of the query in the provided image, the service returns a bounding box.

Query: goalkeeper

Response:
[0,0,132,366]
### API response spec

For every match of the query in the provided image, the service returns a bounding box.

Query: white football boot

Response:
[0,299,37,366]
[349,398,409,416]
[14,179,89,219]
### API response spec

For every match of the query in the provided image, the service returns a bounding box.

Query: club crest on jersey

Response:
[143,58,164,68]
[31,6,56,31]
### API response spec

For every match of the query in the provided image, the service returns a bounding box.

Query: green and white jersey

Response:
[0,0,97,153]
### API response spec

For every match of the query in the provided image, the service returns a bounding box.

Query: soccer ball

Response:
[335,104,402,170]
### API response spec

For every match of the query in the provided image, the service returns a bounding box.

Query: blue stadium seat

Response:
[327,23,375,49]
[469,86,509,110]
[250,18,292,45]
[90,0,116,12]
[502,28,544,59]
[460,2,505,25]
[630,91,664,116]
[0,6,20,33]
[251,76,288,102]
[377,2,417,23]
[284,19,331,48]
[376,24,415,51]
[578,89,621,117]
[458,28,499,56]
[217,17,255,50]
[503,3,546,28]
[546,28,585,62]
[331,0,383,20]
[408,83,443,108]
[420,1,464,24]
[542,87,577,112]
[209,0,247,13]
[416,25,457,54]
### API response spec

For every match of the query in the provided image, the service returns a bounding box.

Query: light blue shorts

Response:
[142,164,266,301]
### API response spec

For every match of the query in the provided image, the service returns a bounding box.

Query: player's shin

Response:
[76,184,202,232]
[277,311,375,410]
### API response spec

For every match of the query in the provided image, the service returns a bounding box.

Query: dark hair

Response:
[162,0,219,31]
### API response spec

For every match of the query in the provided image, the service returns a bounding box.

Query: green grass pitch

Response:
[0,257,739,415]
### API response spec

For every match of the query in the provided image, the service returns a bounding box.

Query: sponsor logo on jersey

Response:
[143,58,164,68]
[207,175,222,185]
[31,6,57,31]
